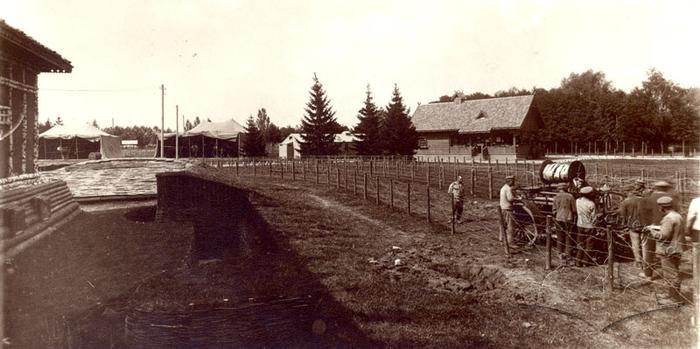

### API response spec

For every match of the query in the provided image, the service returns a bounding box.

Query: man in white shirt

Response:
[447,176,466,223]
[686,196,700,242]
[575,186,597,266]
[500,175,518,246]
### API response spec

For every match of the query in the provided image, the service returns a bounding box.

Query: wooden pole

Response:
[327,161,331,186]
[363,173,368,200]
[292,160,295,181]
[376,176,380,205]
[471,168,476,196]
[607,226,614,291]
[315,160,319,184]
[281,160,285,179]
[693,242,700,337]
[390,180,394,209]
[545,216,552,270]
[488,166,493,200]
[407,181,411,215]
[235,160,239,176]
[253,159,256,177]
[337,168,340,189]
[451,195,455,235]
[353,169,357,195]
[496,207,510,255]
[426,184,431,223]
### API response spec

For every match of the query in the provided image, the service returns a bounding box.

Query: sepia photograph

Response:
[0,0,699,347]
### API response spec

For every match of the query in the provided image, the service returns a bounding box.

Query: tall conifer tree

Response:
[300,73,342,155]
[243,114,266,157]
[382,84,418,155]
[353,84,383,155]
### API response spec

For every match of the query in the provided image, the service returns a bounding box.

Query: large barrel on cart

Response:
[538,159,586,185]
[512,160,587,245]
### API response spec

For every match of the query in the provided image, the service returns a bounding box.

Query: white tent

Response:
[39,123,122,159]
[278,131,360,159]
[184,119,246,140]
[39,123,110,139]
[155,119,247,158]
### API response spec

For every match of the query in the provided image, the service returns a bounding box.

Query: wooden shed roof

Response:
[412,95,535,134]
[0,19,73,73]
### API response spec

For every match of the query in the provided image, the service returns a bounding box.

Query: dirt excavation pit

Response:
[368,246,506,294]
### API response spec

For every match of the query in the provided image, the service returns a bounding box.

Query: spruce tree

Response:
[300,73,342,156]
[243,114,266,157]
[382,84,418,155]
[353,84,383,155]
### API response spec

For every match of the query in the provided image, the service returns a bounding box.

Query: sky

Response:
[2,0,699,130]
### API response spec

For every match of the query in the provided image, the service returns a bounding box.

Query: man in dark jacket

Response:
[642,196,685,305]
[638,181,680,280]
[552,183,576,264]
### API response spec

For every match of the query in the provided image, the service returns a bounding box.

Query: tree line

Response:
[243,73,419,157]
[433,69,699,153]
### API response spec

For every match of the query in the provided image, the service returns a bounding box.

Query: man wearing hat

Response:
[447,176,466,223]
[575,186,597,266]
[552,183,576,264]
[642,196,684,305]
[500,175,518,245]
[637,181,681,279]
[619,190,644,270]
[632,179,649,197]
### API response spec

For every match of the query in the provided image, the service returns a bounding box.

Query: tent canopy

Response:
[39,123,111,140]
[184,119,246,140]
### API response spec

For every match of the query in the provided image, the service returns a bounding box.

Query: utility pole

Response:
[175,105,179,159]
[160,84,165,158]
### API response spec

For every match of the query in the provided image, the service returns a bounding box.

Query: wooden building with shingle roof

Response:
[0,20,72,178]
[411,94,542,162]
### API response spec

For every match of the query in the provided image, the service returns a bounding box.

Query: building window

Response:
[418,137,428,149]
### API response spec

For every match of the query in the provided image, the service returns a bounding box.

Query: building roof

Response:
[0,20,73,73]
[412,95,535,134]
[39,122,112,139]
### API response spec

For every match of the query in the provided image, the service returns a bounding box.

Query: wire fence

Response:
[198,155,699,307]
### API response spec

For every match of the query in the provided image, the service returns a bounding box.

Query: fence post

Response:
[376,176,380,205]
[607,226,614,292]
[545,216,552,270]
[253,159,257,177]
[353,169,357,195]
[488,166,493,200]
[327,161,331,186]
[302,160,306,181]
[315,160,319,184]
[411,162,415,181]
[292,161,295,181]
[693,241,700,335]
[235,160,239,176]
[363,173,368,200]
[471,168,476,196]
[407,181,411,215]
[496,207,510,255]
[337,168,341,189]
[451,195,455,235]
[281,160,285,179]
[390,180,394,209]
[426,184,431,223]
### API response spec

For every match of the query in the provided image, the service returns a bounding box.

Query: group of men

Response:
[619,179,697,305]
[449,173,699,306]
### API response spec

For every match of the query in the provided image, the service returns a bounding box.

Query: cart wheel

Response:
[513,205,539,245]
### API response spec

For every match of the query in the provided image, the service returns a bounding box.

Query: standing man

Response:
[632,179,649,197]
[642,196,684,305]
[638,181,680,280]
[687,195,700,243]
[448,176,466,223]
[552,183,576,264]
[575,186,597,266]
[500,175,518,246]
[619,191,644,271]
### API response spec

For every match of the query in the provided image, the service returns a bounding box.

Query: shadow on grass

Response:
[65,182,380,348]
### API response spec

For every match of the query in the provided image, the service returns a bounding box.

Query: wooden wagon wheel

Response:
[513,203,540,245]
